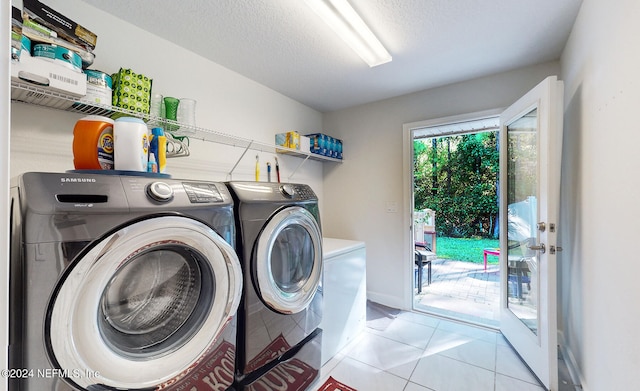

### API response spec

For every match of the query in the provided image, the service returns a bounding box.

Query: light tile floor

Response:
[312,310,545,391]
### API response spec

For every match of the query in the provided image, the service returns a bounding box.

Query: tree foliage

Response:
[414,132,499,238]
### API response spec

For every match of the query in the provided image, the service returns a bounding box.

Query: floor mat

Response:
[365,300,400,331]
[316,376,358,391]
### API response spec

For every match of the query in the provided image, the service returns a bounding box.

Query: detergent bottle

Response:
[114,117,148,171]
[150,127,167,173]
[72,115,115,170]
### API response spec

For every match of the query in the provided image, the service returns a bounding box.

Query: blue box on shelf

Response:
[307,133,343,159]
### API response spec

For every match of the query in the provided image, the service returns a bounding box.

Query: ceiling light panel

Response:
[306,0,392,67]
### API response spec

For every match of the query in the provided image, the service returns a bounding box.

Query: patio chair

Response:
[507,238,535,299]
[414,243,435,293]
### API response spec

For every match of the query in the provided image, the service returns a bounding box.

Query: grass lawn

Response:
[435,237,500,264]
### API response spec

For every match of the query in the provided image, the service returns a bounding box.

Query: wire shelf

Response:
[11,80,341,173]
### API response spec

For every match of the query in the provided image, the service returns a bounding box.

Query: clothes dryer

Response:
[9,172,242,391]
[226,182,323,391]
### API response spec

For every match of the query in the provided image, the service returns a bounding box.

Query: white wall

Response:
[559,0,640,389]
[322,61,560,309]
[10,0,325,202]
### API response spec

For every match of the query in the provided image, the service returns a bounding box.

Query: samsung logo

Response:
[60,178,97,183]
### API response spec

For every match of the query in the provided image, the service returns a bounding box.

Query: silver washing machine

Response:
[9,172,243,391]
[226,182,323,391]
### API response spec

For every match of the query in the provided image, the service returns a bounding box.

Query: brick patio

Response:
[414,258,502,328]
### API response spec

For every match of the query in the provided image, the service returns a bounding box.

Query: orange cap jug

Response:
[72,115,115,170]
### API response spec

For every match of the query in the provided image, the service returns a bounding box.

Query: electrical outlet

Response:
[385,201,398,213]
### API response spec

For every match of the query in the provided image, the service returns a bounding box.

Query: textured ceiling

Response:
[81,0,582,113]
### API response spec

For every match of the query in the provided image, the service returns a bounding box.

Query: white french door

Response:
[499,76,563,390]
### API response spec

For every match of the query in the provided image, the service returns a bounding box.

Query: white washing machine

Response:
[9,172,243,391]
[226,182,323,391]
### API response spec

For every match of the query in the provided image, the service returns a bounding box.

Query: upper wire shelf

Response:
[10,80,343,164]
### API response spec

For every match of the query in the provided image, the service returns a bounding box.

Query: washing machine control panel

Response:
[280,184,295,197]
[182,182,224,203]
[147,181,174,202]
[280,183,316,201]
[278,184,316,200]
[227,181,317,201]
[292,185,316,200]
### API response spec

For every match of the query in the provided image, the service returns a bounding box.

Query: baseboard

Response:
[366,291,406,310]
[558,331,587,391]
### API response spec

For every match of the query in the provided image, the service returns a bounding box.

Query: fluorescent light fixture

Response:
[306,0,392,67]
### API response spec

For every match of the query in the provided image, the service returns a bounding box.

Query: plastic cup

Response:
[163,97,179,132]
[176,98,196,135]
[150,93,164,119]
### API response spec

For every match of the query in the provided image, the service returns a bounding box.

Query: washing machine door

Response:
[254,206,322,314]
[45,215,242,390]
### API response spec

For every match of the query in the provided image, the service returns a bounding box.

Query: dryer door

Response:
[254,206,322,314]
[46,215,242,390]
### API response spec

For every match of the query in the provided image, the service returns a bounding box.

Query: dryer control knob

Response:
[147,182,174,202]
[280,184,295,198]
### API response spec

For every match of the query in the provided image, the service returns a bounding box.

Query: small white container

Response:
[114,117,149,171]
[84,70,113,105]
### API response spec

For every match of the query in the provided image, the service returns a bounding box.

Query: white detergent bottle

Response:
[114,117,149,171]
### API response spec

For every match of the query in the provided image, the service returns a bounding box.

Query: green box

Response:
[111,68,153,116]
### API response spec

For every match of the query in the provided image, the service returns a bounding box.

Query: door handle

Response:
[528,243,546,254]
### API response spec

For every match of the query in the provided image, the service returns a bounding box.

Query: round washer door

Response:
[46,215,242,390]
[254,206,322,314]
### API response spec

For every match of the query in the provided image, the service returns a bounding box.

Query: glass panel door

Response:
[255,206,322,314]
[506,108,539,334]
[271,225,315,293]
[499,76,563,390]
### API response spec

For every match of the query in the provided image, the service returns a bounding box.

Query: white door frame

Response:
[402,108,504,310]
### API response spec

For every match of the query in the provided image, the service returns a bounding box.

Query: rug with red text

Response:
[316,376,357,391]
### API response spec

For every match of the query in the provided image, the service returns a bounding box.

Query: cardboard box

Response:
[275,131,301,150]
[306,133,343,159]
[306,133,328,156]
[275,133,287,148]
[22,0,97,50]
[286,131,300,150]
[11,52,87,100]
